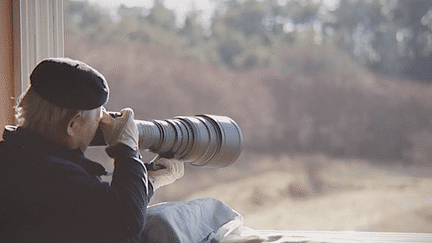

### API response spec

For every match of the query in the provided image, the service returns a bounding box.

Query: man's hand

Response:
[148,155,185,190]
[100,108,138,150]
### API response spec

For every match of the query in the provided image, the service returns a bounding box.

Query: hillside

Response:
[68,36,432,165]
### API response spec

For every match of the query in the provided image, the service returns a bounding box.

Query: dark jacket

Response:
[0,126,154,243]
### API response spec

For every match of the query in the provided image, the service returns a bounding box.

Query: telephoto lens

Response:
[91,114,243,168]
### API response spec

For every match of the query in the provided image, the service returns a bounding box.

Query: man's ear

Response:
[67,112,83,136]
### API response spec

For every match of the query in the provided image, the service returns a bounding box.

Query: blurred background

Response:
[70,0,432,233]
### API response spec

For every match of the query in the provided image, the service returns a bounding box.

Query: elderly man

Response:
[0,58,184,242]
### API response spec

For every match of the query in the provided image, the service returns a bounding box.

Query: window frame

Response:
[14,0,64,99]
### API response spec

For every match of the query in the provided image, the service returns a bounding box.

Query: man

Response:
[0,57,184,242]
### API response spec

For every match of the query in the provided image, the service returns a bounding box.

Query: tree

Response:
[145,0,177,31]
[323,0,432,81]
[64,0,113,42]
[179,12,206,47]
[392,0,432,82]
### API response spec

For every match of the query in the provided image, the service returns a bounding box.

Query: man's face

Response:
[75,106,103,151]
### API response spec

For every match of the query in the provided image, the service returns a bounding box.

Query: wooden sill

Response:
[221,230,432,242]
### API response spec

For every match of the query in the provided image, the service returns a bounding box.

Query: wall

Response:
[0,0,15,139]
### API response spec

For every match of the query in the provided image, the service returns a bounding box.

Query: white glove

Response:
[147,155,185,190]
[100,108,139,150]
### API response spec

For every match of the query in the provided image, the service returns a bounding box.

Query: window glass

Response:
[66,0,432,233]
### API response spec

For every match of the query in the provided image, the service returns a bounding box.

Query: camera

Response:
[91,113,243,168]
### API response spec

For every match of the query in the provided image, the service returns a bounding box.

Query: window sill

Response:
[221,229,432,242]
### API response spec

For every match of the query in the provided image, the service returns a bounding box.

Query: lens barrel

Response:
[135,115,243,168]
[90,114,243,168]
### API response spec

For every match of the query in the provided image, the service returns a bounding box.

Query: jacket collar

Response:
[3,126,108,176]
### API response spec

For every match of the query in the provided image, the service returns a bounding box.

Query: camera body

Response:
[91,113,243,168]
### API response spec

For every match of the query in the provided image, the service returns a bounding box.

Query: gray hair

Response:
[15,87,92,136]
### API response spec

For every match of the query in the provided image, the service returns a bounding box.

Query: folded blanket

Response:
[142,198,243,243]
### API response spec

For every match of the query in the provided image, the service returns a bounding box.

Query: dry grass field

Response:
[154,153,432,233]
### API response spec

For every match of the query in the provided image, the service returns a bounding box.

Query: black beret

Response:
[30,57,109,110]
